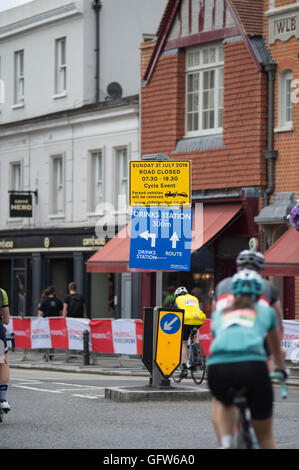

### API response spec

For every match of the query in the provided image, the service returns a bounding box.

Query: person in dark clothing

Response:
[38,286,63,318]
[63,282,87,318]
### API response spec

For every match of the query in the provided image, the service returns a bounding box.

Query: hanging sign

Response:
[9,194,33,218]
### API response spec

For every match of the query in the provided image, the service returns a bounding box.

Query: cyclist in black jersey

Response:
[0,288,12,412]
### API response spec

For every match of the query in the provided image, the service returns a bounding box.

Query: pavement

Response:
[7,349,299,401]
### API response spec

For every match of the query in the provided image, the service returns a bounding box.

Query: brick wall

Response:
[263,0,299,319]
[141,40,268,192]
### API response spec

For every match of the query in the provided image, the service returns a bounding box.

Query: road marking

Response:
[72,394,104,399]
[12,384,63,393]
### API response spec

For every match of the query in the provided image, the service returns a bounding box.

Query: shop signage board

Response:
[9,193,33,218]
[154,308,184,378]
[129,207,193,271]
[129,160,191,206]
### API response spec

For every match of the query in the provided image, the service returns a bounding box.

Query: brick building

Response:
[140,0,298,318]
[255,0,299,319]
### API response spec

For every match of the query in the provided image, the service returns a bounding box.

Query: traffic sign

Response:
[154,308,184,378]
[129,160,191,206]
[129,207,193,271]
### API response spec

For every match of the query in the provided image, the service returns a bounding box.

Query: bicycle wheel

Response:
[191,343,206,385]
[172,366,183,383]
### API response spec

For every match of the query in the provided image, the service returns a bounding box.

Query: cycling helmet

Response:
[236,250,265,271]
[174,286,188,297]
[231,269,263,300]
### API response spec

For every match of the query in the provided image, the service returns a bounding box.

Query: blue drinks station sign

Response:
[129,207,193,271]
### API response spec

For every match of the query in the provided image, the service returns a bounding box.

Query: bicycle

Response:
[172,327,206,385]
[231,370,288,449]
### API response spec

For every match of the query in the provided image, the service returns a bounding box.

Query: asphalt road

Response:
[1,369,298,452]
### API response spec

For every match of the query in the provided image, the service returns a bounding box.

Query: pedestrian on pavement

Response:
[0,288,12,412]
[63,282,87,318]
[38,286,63,317]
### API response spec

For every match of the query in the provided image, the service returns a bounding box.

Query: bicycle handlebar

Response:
[269,371,288,399]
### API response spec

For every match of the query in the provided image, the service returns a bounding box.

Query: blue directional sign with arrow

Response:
[160,312,182,334]
[129,207,193,271]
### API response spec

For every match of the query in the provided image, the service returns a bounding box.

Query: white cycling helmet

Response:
[174,286,188,297]
[236,250,265,271]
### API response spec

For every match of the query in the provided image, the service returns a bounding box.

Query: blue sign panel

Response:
[129,207,193,271]
[160,313,182,335]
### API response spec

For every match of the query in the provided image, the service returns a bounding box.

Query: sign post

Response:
[129,156,191,388]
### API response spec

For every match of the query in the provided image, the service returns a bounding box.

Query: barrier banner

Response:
[49,317,69,349]
[199,319,212,356]
[281,320,299,361]
[112,319,139,354]
[7,317,299,359]
[12,318,31,349]
[31,317,51,349]
[89,320,114,354]
[135,320,143,356]
[66,318,90,351]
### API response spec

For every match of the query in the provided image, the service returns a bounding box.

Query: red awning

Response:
[263,226,299,276]
[86,204,242,273]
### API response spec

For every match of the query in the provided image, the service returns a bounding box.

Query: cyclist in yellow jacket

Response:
[173,286,206,378]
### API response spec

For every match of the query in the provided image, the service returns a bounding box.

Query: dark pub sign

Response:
[9,193,33,217]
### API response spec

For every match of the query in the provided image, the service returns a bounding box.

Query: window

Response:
[185,44,224,136]
[14,50,24,104]
[278,70,293,129]
[51,156,64,214]
[10,162,21,190]
[90,151,103,212]
[55,38,66,94]
[116,148,128,209]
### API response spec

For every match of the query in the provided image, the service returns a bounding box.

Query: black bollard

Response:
[83,330,90,365]
[11,332,15,352]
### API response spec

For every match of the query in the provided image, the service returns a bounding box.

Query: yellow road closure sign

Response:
[154,308,184,378]
[129,161,191,206]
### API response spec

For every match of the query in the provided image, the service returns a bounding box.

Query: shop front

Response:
[0,227,114,318]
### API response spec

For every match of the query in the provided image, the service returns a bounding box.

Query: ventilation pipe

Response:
[92,0,102,102]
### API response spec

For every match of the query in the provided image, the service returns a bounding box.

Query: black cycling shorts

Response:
[0,323,8,355]
[182,324,202,341]
[208,361,273,420]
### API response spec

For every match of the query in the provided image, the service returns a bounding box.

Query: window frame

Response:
[50,154,65,216]
[14,50,24,105]
[277,70,293,131]
[115,147,129,211]
[55,37,67,95]
[185,43,224,137]
[10,161,22,191]
[88,149,104,214]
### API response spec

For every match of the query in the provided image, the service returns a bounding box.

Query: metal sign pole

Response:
[152,272,164,388]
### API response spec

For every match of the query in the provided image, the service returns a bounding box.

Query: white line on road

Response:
[72,394,104,399]
[12,384,63,393]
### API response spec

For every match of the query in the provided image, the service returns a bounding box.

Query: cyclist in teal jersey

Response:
[208,269,286,449]
[0,288,12,412]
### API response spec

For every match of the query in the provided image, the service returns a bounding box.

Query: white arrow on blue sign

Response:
[129,207,193,271]
[160,313,182,334]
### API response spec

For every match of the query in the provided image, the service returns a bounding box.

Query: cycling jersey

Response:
[214,276,279,311]
[0,289,9,310]
[208,304,278,366]
[175,294,206,326]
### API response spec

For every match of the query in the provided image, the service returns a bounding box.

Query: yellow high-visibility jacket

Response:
[175,294,206,326]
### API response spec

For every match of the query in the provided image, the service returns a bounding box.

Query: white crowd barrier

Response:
[6,317,143,356]
[5,317,299,360]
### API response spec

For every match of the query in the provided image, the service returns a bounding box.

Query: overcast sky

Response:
[0,0,34,12]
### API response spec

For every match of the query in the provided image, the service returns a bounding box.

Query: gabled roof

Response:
[144,0,264,84]
[229,0,263,36]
